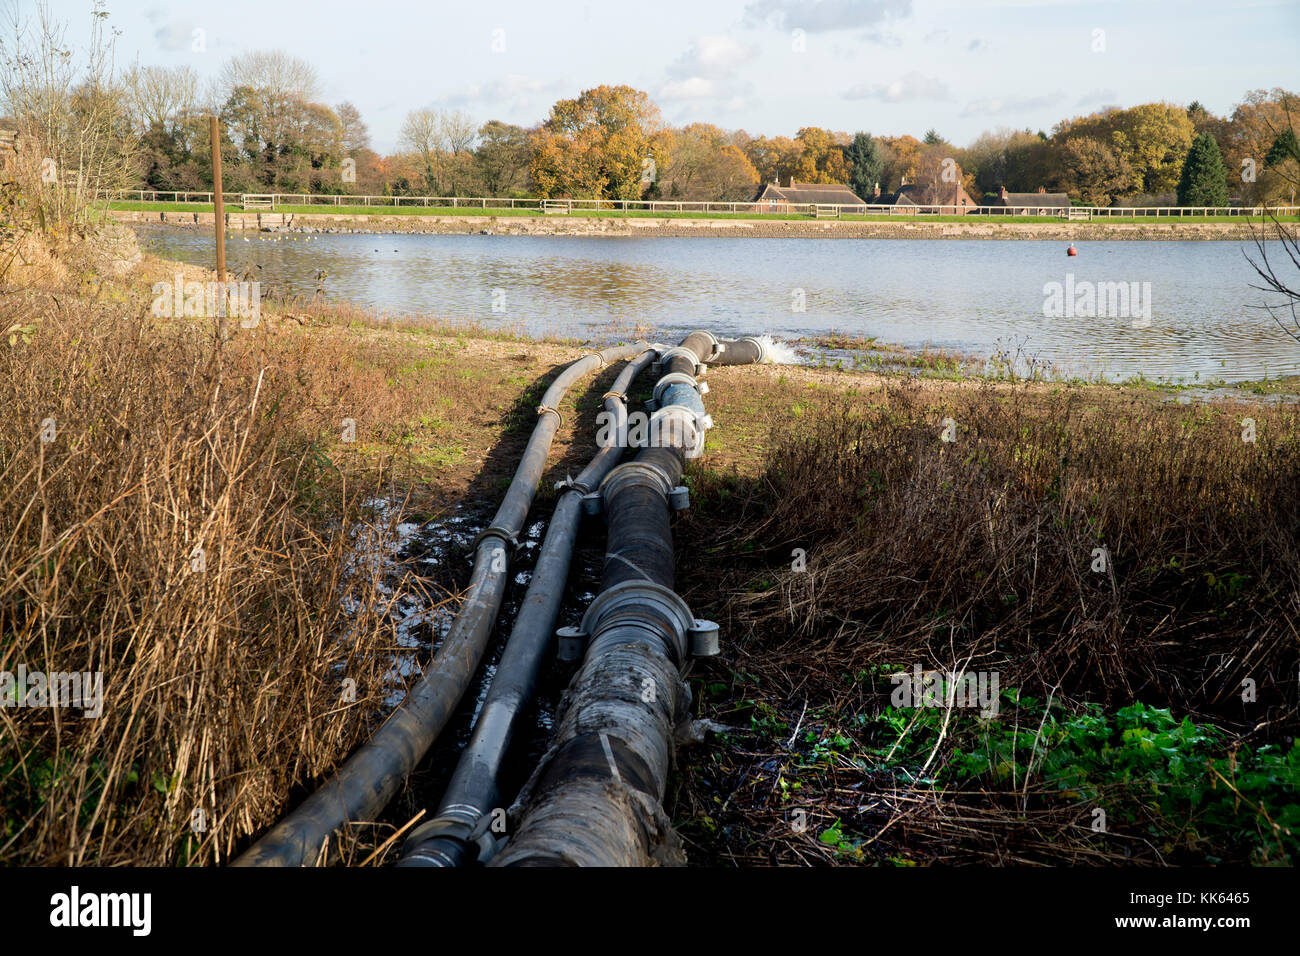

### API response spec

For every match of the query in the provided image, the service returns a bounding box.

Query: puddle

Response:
[345,492,609,827]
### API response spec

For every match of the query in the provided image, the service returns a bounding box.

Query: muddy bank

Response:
[107,208,1262,241]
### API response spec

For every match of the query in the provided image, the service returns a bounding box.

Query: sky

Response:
[37,0,1300,152]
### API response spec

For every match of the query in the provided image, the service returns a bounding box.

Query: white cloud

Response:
[438,75,562,109]
[968,37,991,52]
[860,30,903,47]
[1076,88,1119,108]
[960,92,1064,117]
[667,35,756,78]
[145,7,198,54]
[845,71,950,102]
[661,77,717,100]
[745,0,913,33]
[661,35,756,102]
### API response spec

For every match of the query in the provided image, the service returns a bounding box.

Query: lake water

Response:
[133,225,1300,384]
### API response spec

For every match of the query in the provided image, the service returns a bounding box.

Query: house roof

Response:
[992,191,1071,208]
[755,181,866,205]
[887,182,976,207]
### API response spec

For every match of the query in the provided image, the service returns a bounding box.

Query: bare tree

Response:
[336,100,369,154]
[0,0,136,226]
[1248,218,1300,342]
[399,107,444,191]
[219,50,318,105]
[398,106,479,193]
[1245,98,1300,344]
[442,109,477,154]
[122,62,199,135]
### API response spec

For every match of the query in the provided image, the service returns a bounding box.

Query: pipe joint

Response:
[401,807,501,867]
[473,526,519,551]
[652,371,703,406]
[578,580,696,666]
[656,345,701,366]
[739,335,770,364]
[650,404,710,458]
[599,459,676,503]
[686,329,721,359]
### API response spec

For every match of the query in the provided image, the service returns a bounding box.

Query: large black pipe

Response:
[396,348,656,867]
[232,342,648,867]
[709,336,769,366]
[489,331,762,867]
[599,446,682,591]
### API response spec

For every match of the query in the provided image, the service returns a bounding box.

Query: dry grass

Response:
[674,378,1300,865]
[0,289,423,865]
[0,235,652,866]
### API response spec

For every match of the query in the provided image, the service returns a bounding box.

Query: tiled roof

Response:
[755,181,866,205]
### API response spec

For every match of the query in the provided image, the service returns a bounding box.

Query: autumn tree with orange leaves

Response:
[529,85,668,200]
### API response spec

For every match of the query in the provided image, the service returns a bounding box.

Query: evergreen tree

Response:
[844,132,883,200]
[1176,132,1229,206]
[1265,129,1300,166]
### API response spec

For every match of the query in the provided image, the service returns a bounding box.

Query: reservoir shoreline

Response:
[108,208,1266,241]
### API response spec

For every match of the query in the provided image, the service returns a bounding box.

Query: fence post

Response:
[208,114,228,340]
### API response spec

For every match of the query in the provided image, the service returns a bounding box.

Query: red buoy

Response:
[1067,244,1078,256]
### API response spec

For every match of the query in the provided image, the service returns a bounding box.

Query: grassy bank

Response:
[3,231,1297,865]
[671,369,1300,865]
[104,200,1300,226]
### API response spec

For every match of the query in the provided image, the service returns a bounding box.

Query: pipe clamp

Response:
[554,475,593,495]
[686,329,721,359]
[473,526,519,550]
[652,371,703,406]
[740,335,770,364]
[535,404,564,427]
[600,459,677,501]
[656,346,703,368]
[578,580,696,665]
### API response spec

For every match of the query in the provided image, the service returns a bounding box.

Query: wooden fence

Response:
[96,189,1300,220]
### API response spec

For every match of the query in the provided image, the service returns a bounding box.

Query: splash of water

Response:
[757,334,799,365]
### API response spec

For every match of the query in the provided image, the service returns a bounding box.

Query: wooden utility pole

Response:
[210,114,229,339]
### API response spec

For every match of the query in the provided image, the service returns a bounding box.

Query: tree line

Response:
[2,20,1296,215]
[131,60,1300,208]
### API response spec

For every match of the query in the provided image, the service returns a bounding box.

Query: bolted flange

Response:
[688,619,721,657]
[668,485,691,511]
[556,625,586,663]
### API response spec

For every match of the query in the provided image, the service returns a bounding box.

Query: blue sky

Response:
[44,0,1300,151]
